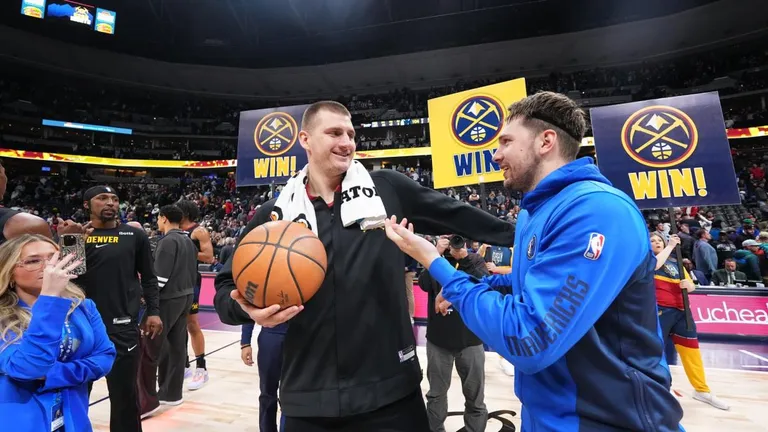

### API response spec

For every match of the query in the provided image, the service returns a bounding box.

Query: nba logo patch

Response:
[584,233,605,260]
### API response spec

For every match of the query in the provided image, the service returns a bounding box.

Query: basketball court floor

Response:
[87,311,768,431]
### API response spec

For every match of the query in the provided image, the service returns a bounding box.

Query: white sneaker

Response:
[141,405,161,419]
[159,398,184,406]
[692,391,730,410]
[184,368,192,380]
[499,356,514,377]
[188,368,209,391]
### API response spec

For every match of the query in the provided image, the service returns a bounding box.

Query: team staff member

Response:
[214,101,515,431]
[77,185,163,432]
[384,92,685,431]
[418,236,489,432]
[177,199,213,390]
[148,205,198,405]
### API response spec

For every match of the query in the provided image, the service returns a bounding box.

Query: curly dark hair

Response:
[175,199,200,223]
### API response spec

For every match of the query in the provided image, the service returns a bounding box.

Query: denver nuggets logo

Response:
[254,112,299,157]
[620,105,698,169]
[451,95,505,148]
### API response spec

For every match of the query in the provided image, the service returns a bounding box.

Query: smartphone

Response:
[59,234,87,276]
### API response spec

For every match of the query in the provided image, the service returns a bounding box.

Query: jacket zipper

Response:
[630,370,656,431]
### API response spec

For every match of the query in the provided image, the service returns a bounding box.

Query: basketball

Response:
[232,220,327,309]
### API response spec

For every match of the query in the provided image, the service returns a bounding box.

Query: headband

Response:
[83,185,117,202]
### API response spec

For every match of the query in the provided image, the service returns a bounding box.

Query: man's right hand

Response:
[241,346,254,366]
[435,237,450,255]
[230,290,303,328]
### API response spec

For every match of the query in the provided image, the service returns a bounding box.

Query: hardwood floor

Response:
[87,330,768,431]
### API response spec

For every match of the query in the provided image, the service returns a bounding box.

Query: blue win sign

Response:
[590,92,740,209]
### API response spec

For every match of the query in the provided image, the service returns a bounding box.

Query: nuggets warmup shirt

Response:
[77,224,160,338]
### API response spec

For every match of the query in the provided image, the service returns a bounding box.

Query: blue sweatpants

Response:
[258,329,286,432]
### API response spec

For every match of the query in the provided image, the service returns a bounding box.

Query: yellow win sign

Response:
[428,79,527,189]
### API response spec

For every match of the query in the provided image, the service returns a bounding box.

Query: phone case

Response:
[59,234,87,276]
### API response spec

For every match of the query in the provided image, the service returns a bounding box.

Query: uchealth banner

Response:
[590,92,740,209]
[690,293,768,337]
[236,104,310,187]
[428,78,527,189]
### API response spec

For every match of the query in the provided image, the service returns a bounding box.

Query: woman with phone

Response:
[0,234,116,432]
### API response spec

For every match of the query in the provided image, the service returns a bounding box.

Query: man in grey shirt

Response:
[148,204,200,406]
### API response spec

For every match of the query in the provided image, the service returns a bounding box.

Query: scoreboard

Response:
[21,0,117,35]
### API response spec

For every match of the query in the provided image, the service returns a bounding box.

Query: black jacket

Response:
[154,229,198,300]
[214,169,514,418]
[419,252,488,351]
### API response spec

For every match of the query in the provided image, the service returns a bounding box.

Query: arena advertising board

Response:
[236,104,309,187]
[427,78,527,189]
[590,92,740,209]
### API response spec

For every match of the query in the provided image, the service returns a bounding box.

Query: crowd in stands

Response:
[642,145,768,285]
[1,40,768,281]
[1,39,768,161]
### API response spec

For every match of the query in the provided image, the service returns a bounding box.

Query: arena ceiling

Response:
[0,0,721,68]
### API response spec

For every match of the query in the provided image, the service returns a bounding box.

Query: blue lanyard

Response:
[59,320,73,362]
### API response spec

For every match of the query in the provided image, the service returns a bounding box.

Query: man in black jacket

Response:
[419,235,489,432]
[214,101,515,432]
[79,185,163,432]
[144,205,199,408]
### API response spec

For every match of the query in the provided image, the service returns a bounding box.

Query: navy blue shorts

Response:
[189,284,201,315]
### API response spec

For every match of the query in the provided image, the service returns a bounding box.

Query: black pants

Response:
[89,330,143,432]
[158,295,193,401]
[258,329,285,432]
[137,295,192,410]
[284,389,430,432]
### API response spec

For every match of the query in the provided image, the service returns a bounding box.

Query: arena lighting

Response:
[42,119,132,135]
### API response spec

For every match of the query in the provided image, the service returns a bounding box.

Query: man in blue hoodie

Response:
[385,91,684,431]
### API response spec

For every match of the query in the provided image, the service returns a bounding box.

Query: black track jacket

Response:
[214,169,514,418]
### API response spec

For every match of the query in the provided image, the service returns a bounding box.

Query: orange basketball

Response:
[232,220,327,309]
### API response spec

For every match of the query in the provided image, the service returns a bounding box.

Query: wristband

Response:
[241,344,251,349]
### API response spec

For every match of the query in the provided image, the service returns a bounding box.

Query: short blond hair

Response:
[301,101,351,132]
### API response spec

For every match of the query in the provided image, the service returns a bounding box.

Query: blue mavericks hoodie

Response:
[0,296,116,432]
[430,158,685,431]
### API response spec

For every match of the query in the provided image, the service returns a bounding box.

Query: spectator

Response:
[734,240,762,281]
[693,229,718,278]
[0,234,116,431]
[682,258,709,286]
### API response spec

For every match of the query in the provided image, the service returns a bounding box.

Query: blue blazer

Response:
[0,296,116,432]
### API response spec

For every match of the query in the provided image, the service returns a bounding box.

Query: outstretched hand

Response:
[384,216,442,269]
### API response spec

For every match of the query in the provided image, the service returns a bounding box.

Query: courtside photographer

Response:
[417,235,489,432]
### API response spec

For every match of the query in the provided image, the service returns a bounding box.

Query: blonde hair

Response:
[0,234,84,348]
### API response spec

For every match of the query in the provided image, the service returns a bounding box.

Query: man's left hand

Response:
[384,216,441,269]
[435,289,452,316]
[142,316,163,339]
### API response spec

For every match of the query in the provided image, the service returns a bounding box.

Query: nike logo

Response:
[127,344,138,352]
[95,244,109,249]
